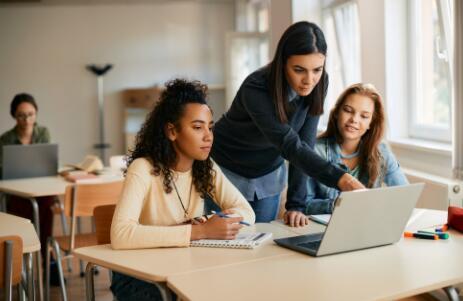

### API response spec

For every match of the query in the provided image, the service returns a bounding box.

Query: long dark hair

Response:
[127,79,215,197]
[268,21,328,123]
[320,83,386,187]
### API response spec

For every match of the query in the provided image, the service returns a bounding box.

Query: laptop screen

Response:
[1,144,58,180]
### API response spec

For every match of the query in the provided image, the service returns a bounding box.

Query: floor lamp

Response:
[86,64,113,166]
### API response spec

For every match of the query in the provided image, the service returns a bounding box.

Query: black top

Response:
[211,67,345,212]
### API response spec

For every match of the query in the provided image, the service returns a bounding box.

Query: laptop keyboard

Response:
[295,233,324,250]
[297,240,321,250]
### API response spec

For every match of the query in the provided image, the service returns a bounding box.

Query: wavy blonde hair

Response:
[320,83,386,187]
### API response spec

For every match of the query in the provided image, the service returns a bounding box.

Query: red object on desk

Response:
[448,206,463,233]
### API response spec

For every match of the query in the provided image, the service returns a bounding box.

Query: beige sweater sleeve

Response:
[211,163,256,224]
[110,159,191,250]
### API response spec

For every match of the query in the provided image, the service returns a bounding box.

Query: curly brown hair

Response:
[126,79,215,197]
[320,83,386,187]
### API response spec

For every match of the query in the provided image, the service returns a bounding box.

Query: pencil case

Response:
[448,206,463,233]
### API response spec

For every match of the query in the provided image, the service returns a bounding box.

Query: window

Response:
[320,1,361,128]
[225,0,270,108]
[408,0,453,142]
[225,32,269,107]
[291,0,360,129]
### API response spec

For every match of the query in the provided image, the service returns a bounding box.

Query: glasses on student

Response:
[15,113,36,120]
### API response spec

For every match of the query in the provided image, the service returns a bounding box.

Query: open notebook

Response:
[309,214,331,225]
[190,232,272,249]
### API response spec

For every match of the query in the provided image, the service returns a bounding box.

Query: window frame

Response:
[319,0,361,130]
[407,0,453,143]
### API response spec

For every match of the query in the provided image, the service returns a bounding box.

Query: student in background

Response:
[305,83,408,215]
[110,79,255,301]
[211,21,364,227]
[0,93,58,281]
[0,93,50,169]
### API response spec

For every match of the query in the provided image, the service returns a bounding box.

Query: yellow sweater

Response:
[111,158,255,249]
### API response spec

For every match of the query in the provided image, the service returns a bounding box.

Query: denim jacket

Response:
[305,137,409,214]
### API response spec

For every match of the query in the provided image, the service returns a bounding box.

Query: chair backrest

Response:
[0,236,23,290]
[94,204,116,245]
[63,180,123,250]
[63,180,124,217]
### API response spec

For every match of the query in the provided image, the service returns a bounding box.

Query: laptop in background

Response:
[274,183,424,257]
[2,144,58,180]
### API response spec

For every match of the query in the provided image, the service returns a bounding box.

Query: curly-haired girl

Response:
[110,79,255,300]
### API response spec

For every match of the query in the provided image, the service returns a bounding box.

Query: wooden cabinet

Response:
[123,87,162,109]
[123,85,225,151]
[123,87,162,151]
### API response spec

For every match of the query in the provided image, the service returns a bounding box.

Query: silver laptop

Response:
[274,183,424,257]
[2,144,58,180]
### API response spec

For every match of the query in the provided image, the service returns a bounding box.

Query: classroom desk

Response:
[167,209,463,301]
[73,223,301,301]
[0,210,31,227]
[0,175,121,235]
[0,212,42,301]
[0,176,68,235]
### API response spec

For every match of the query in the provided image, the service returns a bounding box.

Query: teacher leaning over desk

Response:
[211,21,365,227]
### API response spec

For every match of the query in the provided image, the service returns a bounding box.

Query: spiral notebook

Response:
[190,232,272,249]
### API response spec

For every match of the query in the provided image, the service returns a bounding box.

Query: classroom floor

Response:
[49,259,113,301]
[48,211,114,300]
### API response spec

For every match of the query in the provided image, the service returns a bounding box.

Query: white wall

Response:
[357,0,386,98]
[0,2,233,165]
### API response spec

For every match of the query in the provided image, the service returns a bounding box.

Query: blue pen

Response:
[212,211,250,226]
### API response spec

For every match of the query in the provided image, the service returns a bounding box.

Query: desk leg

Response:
[35,251,44,301]
[26,253,36,301]
[0,192,6,212]
[443,286,460,301]
[54,198,72,273]
[28,197,41,237]
[85,263,96,301]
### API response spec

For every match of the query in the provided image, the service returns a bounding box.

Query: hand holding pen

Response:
[211,210,251,226]
[194,212,243,240]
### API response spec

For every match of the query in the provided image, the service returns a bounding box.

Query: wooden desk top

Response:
[0,212,40,253]
[167,210,462,301]
[73,223,299,283]
[0,176,68,198]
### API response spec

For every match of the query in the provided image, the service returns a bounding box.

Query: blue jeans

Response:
[204,193,280,222]
[250,193,281,223]
[111,271,176,301]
